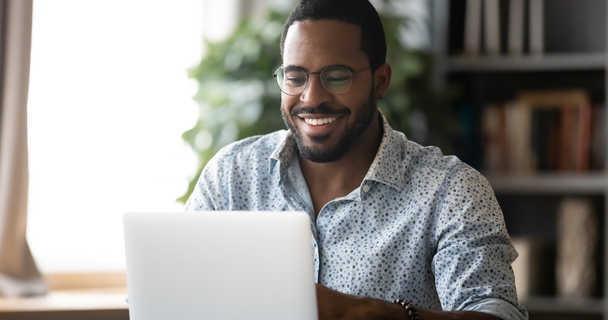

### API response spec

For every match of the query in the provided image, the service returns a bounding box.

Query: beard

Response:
[281,87,377,163]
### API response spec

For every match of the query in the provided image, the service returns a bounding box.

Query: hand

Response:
[315,284,408,320]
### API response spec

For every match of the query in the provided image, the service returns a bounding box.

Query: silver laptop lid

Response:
[123,211,318,320]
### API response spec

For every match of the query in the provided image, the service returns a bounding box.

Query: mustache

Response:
[290,104,350,116]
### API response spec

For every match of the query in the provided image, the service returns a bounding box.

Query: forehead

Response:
[282,20,367,68]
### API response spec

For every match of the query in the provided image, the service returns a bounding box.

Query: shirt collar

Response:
[364,114,406,190]
[269,130,296,182]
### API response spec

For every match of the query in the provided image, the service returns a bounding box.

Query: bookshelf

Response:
[431,0,608,319]
[486,173,608,194]
[447,53,606,72]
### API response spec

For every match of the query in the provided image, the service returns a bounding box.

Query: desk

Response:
[0,288,129,320]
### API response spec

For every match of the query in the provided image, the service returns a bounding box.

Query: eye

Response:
[285,76,307,87]
[283,70,307,87]
[322,68,352,87]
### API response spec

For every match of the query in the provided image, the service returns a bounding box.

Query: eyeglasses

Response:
[273,64,376,96]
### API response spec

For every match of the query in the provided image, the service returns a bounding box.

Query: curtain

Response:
[0,0,47,297]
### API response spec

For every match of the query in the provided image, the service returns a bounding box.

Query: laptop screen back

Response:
[123,211,318,320]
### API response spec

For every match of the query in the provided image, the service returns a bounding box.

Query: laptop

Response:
[123,211,318,320]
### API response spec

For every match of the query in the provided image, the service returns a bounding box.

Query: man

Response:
[186,0,528,319]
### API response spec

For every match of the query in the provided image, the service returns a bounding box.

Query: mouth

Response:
[302,117,337,126]
[295,114,342,140]
[289,105,348,138]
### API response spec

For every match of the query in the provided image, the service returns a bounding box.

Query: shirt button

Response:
[362,185,371,193]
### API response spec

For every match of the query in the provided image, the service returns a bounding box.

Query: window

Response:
[27,0,204,273]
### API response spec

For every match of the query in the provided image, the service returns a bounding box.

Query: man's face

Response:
[280,20,378,163]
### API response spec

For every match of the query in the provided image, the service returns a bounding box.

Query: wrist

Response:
[355,296,408,320]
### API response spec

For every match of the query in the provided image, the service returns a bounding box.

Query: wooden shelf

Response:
[0,288,128,312]
[446,53,607,72]
[0,288,128,320]
[484,173,608,194]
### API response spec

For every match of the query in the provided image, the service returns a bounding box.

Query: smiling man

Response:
[186,0,528,319]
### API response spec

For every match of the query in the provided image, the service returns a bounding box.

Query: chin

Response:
[298,136,350,163]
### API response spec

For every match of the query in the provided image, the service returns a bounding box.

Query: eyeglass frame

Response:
[272,63,381,96]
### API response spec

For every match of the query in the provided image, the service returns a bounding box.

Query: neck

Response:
[299,113,383,214]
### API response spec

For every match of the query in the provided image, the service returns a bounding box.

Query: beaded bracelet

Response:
[393,299,419,320]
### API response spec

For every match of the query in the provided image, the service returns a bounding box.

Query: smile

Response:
[303,117,337,126]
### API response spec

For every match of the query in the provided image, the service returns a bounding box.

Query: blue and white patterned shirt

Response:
[185,115,528,320]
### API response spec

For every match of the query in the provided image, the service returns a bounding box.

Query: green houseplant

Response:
[179,3,457,202]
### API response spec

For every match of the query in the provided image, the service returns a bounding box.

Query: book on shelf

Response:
[590,104,606,171]
[517,90,591,172]
[464,0,482,56]
[458,0,545,57]
[480,89,593,174]
[507,0,525,55]
[483,0,501,56]
[481,101,533,173]
[528,0,544,55]
[505,101,533,173]
[481,103,509,172]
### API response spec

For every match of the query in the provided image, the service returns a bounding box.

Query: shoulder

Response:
[385,128,470,176]
[209,130,287,164]
[384,128,490,194]
[401,137,465,171]
[200,130,288,180]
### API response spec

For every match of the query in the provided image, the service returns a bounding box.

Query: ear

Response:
[373,63,392,100]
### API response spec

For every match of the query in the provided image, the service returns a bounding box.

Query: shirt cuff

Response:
[463,297,528,320]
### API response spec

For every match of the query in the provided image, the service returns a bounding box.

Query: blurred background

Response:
[22,1,608,319]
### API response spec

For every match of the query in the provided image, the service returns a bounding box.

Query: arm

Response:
[315,168,526,320]
[316,284,502,320]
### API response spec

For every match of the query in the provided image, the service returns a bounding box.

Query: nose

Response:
[300,74,332,106]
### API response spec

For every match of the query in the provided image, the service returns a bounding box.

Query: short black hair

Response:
[279,0,387,68]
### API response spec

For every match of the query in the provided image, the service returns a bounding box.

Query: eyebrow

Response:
[282,64,355,72]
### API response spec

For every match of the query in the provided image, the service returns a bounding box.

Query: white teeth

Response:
[304,117,337,126]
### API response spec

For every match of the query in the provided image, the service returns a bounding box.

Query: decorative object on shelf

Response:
[556,197,599,299]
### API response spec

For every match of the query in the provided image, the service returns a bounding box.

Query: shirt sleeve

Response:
[184,147,231,211]
[432,166,528,320]
[464,298,528,320]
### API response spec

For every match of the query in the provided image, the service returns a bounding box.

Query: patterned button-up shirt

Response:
[185,115,528,320]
